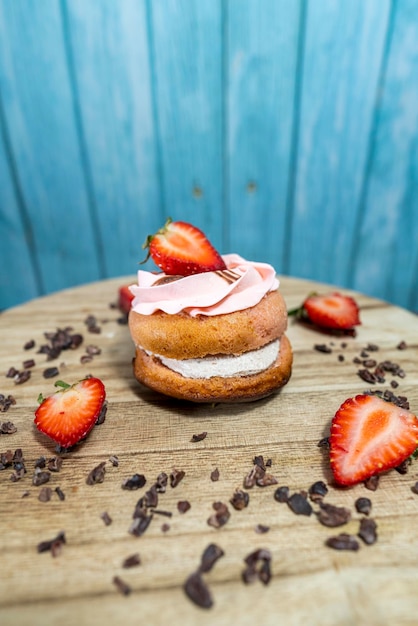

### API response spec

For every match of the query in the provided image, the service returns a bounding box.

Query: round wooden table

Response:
[0,275,417,625]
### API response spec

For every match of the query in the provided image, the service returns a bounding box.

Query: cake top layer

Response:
[130,254,279,317]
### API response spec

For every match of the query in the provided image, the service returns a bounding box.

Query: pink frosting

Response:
[129,254,279,317]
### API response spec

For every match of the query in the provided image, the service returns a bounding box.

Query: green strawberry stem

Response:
[54,380,71,390]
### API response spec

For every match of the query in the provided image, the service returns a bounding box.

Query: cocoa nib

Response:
[325,533,360,551]
[199,543,225,574]
[112,576,131,596]
[177,500,191,514]
[274,486,290,503]
[207,501,230,528]
[364,475,380,491]
[287,492,312,516]
[191,431,207,443]
[309,480,328,502]
[0,394,16,413]
[358,518,378,545]
[86,461,106,485]
[37,531,66,556]
[122,473,146,490]
[184,572,213,609]
[101,511,112,526]
[0,421,17,434]
[230,489,249,511]
[122,553,141,568]
[170,468,185,488]
[316,502,351,527]
[355,497,372,516]
[210,467,220,482]
[242,548,272,586]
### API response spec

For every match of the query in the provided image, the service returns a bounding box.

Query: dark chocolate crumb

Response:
[123,553,141,568]
[314,344,332,354]
[0,421,17,434]
[101,511,112,526]
[210,467,219,482]
[86,461,106,485]
[23,359,36,369]
[316,502,351,527]
[325,533,360,551]
[32,470,51,486]
[255,524,270,534]
[355,497,372,516]
[24,339,35,350]
[129,512,153,537]
[151,509,172,518]
[287,492,312,516]
[177,500,191,514]
[122,473,146,490]
[112,576,131,596]
[317,437,330,448]
[43,367,60,379]
[38,486,53,502]
[95,401,108,425]
[191,431,207,443]
[395,458,411,475]
[207,501,230,529]
[411,482,418,495]
[109,455,119,467]
[85,344,101,356]
[338,354,345,362]
[6,367,19,378]
[184,571,213,609]
[170,468,185,488]
[0,395,16,413]
[37,531,66,556]
[199,543,224,574]
[55,486,65,501]
[242,549,272,586]
[161,523,170,532]
[364,475,380,491]
[47,456,63,472]
[274,485,289,503]
[358,518,378,545]
[308,480,328,502]
[397,341,407,350]
[230,489,249,511]
[14,370,31,385]
[256,473,278,487]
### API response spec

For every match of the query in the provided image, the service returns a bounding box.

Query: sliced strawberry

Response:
[301,292,360,329]
[34,378,106,448]
[143,218,226,276]
[330,394,418,486]
[118,285,134,314]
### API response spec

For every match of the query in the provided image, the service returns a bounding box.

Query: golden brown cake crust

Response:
[132,334,292,403]
[129,290,287,359]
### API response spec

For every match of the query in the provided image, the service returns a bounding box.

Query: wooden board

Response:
[0,275,417,625]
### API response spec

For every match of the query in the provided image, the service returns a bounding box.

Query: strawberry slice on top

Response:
[298,292,360,330]
[330,394,418,486]
[34,377,106,448]
[143,218,226,276]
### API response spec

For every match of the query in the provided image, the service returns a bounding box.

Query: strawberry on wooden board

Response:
[142,218,226,276]
[34,378,106,448]
[330,394,418,486]
[118,285,134,314]
[289,292,361,330]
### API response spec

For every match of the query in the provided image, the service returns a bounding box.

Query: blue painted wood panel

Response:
[353,0,418,312]
[1,0,418,311]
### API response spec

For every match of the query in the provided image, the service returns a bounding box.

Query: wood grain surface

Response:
[0,275,417,625]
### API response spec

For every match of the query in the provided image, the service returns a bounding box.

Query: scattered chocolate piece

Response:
[84,315,101,334]
[338,354,345,362]
[137,484,158,509]
[358,518,378,545]
[0,421,17,434]
[155,472,168,493]
[210,468,219,482]
[177,500,191,514]
[14,370,31,385]
[32,469,51,486]
[199,543,225,574]
[325,533,360,551]
[184,571,213,609]
[243,464,265,489]
[47,456,63,472]
[274,485,289,503]
[22,490,30,498]
[207,501,230,528]
[122,553,141,568]
[43,366,60,379]
[191,431,207,443]
[365,343,379,352]
[122,473,146,490]
[256,473,278,487]
[6,367,19,378]
[358,369,378,384]
[355,497,372,515]
[109,455,119,467]
[80,355,93,364]
[317,502,351,527]
[38,487,53,502]
[85,344,101,356]
[411,482,418,495]
[129,511,153,537]
[242,549,272,585]
[255,524,270,534]
[151,509,172,517]
[317,437,330,448]
[253,455,266,471]
[308,480,328,502]
[23,359,36,369]
[86,461,106,485]
[0,394,16,413]
[287,492,312,516]
[390,380,399,389]
[170,468,185,488]
[230,489,249,511]
[24,339,35,350]
[397,341,407,350]
[37,531,66,556]
[101,511,112,526]
[34,456,46,469]
[161,523,170,533]
[95,401,108,425]
[364,475,380,491]
[55,486,65,501]
[112,576,131,596]
[314,344,332,354]
[395,458,411,475]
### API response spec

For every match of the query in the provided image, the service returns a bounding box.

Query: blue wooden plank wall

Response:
[0,0,417,312]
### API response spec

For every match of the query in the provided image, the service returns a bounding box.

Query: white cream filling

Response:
[142,339,280,379]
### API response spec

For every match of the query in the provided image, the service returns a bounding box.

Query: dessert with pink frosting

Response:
[128,220,292,402]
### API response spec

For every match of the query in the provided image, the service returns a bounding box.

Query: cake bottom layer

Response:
[133,334,293,403]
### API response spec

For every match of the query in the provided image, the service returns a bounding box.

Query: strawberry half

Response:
[143,218,226,276]
[118,285,134,314]
[298,292,360,330]
[34,378,106,448]
[330,394,418,486]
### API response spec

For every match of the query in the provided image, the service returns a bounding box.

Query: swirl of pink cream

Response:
[129,254,279,317]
